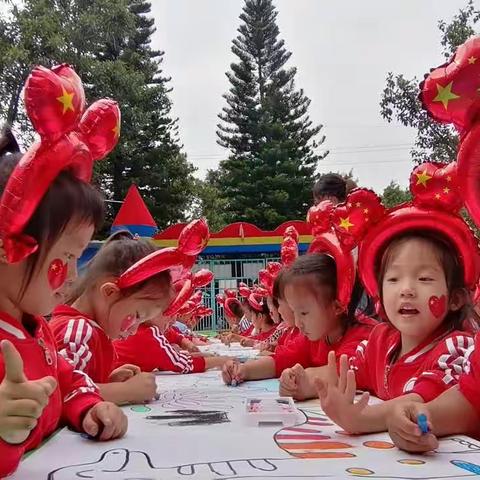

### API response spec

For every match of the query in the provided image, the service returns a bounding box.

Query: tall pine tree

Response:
[0,0,196,230]
[215,0,326,229]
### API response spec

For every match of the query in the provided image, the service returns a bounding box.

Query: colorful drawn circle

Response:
[363,440,395,449]
[130,405,152,413]
[346,468,374,476]
[398,459,426,465]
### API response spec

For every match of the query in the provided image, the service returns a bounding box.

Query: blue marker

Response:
[417,413,429,434]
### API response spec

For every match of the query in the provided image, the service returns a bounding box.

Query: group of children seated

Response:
[2,37,480,477]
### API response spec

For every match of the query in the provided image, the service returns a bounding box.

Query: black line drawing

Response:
[146,408,230,426]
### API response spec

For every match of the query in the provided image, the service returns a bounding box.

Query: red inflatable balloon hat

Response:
[224,288,237,299]
[238,283,251,298]
[258,269,274,292]
[177,218,210,256]
[192,269,214,288]
[266,262,282,277]
[350,163,480,300]
[421,36,480,235]
[280,227,299,266]
[252,285,269,297]
[164,276,194,317]
[176,300,197,317]
[194,305,213,318]
[224,297,242,320]
[0,64,121,263]
[307,200,356,310]
[216,294,225,306]
[248,293,264,313]
[190,290,203,305]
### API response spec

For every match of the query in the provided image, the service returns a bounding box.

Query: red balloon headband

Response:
[247,292,265,313]
[420,36,480,233]
[117,219,212,317]
[0,64,121,263]
[334,168,480,299]
[257,226,299,295]
[306,199,356,310]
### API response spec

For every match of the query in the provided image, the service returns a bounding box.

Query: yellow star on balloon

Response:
[433,82,460,110]
[339,217,354,231]
[416,170,432,188]
[469,56,477,65]
[443,187,450,194]
[56,88,75,114]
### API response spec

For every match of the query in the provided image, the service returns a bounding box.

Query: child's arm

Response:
[204,356,230,370]
[387,386,479,453]
[221,357,276,385]
[316,352,424,434]
[97,372,157,405]
[180,337,200,353]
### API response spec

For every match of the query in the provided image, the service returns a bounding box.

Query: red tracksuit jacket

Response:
[49,305,116,384]
[351,322,473,402]
[0,312,101,477]
[460,332,480,415]
[272,317,376,377]
[114,324,206,373]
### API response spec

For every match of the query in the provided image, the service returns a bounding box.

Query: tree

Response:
[381,181,411,208]
[215,0,326,229]
[380,0,480,165]
[0,0,196,230]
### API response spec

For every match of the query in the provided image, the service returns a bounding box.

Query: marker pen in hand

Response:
[417,413,429,435]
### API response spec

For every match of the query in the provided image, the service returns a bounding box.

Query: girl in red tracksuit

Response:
[221,253,375,388]
[0,132,126,478]
[317,231,476,435]
[113,314,229,374]
[49,237,174,406]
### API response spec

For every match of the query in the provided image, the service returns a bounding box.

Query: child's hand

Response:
[315,351,369,434]
[82,401,128,441]
[124,372,158,403]
[188,344,200,353]
[222,360,246,385]
[240,337,254,347]
[109,364,141,383]
[0,340,57,444]
[171,344,181,353]
[279,364,310,400]
[387,402,438,452]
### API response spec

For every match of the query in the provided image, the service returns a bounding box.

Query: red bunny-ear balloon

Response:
[194,305,213,318]
[224,297,242,320]
[307,201,334,236]
[164,274,194,317]
[216,294,225,306]
[248,293,264,312]
[177,218,210,256]
[332,189,385,250]
[190,290,203,305]
[224,289,237,299]
[258,269,274,292]
[24,64,85,140]
[410,162,462,213]
[238,282,251,298]
[0,64,121,264]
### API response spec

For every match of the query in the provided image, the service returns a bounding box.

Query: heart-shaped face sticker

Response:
[48,259,68,290]
[420,36,480,133]
[429,295,447,319]
[24,64,85,141]
[332,189,385,249]
[410,162,462,213]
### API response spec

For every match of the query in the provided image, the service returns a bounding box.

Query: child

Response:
[386,334,480,452]
[225,294,276,347]
[49,237,175,405]
[315,183,479,435]
[0,66,127,477]
[164,319,200,353]
[114,312,230,373]
[221,253,375,388]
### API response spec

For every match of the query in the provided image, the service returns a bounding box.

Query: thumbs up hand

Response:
[0,340,57,444]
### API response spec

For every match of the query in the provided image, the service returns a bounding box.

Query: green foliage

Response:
[381,181,412,208]
[0,0,196,232]
[214,0,326,229]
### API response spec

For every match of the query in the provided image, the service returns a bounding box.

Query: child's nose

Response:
[399,281,416,297]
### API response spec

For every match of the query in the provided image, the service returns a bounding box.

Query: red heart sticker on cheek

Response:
[48,259,68,290]
[429,295,447,319]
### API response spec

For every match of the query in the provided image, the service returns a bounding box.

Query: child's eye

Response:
[300,312,308,316]
[419,277,434,282]
[386,277,397,282]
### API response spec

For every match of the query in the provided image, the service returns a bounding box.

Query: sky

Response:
[151,0,470,193]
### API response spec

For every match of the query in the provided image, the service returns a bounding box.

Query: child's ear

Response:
[449,289,467,312]
[100,282,121,299]
[333,300,345,316]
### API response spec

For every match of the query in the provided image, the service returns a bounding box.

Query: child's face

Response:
[267,296,280,324]
[98,285,172,339]
[382,238,450,343]
[284,279,339,341]
[8,221,94,317]
[277,298,295,327]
